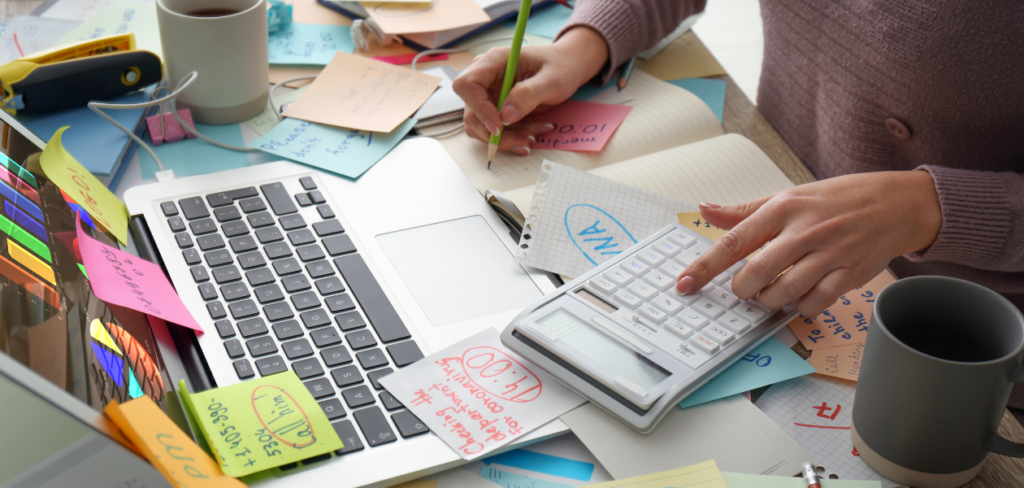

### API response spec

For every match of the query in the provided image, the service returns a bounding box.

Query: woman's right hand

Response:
[452,26,610,155]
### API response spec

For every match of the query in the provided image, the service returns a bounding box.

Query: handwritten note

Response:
[588,460,727,488]
[177,373,342,477]
[678,337,815,408]
[523,101,632,152]
[788,272,895,350]
[52,0,161,54]
[677,212,763,259]
[808,343,864,382]
[76,212,202,331]
[105,396,247,488]
[252,118,415,178]
[361,0,490,35]
[380,328,585,460]
[283,52,440,133]
[40,127,128,244]
[268,23,353,65]
[481,466,573,488]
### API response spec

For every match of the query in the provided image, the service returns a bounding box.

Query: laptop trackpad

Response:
[376,216,542,327]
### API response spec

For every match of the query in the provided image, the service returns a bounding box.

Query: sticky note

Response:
[252,118,415,178]
[268,23,354,65]
[40,127,129,244]
[361,0,490,35]
[283,52,440,133]
[523,101,632,152]
[667,78,727,123]
[480,466,573,488]
[502,1,574,39]
[139,122,250,180]
[245,86,310,136]
[177,373,342,477]
[788,271,896,350]
[678,337,815,408]
[482,449,595,482]
[587,460,727,488]
[76,212,202,331]
[104,397,247,488]
[52,0,162,54]
[808,343,864,382]
[677,212,764,258]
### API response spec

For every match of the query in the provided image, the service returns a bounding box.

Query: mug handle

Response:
[984,367,1024,457]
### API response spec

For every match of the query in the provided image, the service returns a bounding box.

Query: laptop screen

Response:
[0,121,171,413]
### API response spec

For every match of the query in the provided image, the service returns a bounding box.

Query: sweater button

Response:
[885,118,911,140]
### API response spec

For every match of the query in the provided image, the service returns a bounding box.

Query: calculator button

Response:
[637,248,666,267]
[664,320,693,339]
[727,261,746,274]
[651,294,684,314]
[692,297,726,319]
[620,258,650,277]
[612,290,642,308]
[699,282,717,295]
[690,333,720,354]
[679,308,708,329]
[712,273,731,285]
[638,304,667,323]
[660,261,686,279]
[626,281,658,299]
[603,268,633,286]
[676,243,710,266]
[643,271,675,291]
[705,324,736,344]
[671,288,701,305]
[709,287,740,308]
[588,277,617,295]
[667,231,697,248]
[719,312,752,333]
[652,238,681,257]
[734,302,768,322]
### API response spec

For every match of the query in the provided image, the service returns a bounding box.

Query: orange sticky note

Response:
[283,52,440,133]
[788,271,896,350]
[104,396,248,488]
[362,0,490,35]
[524,101,633,152]
[808,343,864,382]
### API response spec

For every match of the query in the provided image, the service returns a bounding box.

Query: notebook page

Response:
[505,134,795,215]
[437,70,724,193]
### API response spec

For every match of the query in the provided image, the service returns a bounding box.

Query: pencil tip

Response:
[487,144,498,166]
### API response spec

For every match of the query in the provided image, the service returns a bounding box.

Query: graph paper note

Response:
[517,160,698,278]
[755,375,901,487]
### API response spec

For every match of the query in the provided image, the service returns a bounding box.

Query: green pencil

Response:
[488,0,532,168]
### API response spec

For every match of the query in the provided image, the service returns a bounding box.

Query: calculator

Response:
[501,223,799,433]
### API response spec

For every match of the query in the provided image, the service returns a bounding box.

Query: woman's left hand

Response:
[676,170,942,318]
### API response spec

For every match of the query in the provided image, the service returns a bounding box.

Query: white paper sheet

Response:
[380,328,586,460]
[0,16,80,64]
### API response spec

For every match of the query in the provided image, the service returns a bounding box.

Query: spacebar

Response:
[333,254,410,343]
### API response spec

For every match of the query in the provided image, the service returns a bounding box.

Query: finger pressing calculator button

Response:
[612,290,642,308]
[603,268,632,286]
[712,273,731,285]
[709,287,740,308]
[734,302,768,322]
[692,297,726,319]
[719,311,752,333]
[705,324,736,344]
[690,333,720,354]
[727,261,746,274]
[620,258,649,277]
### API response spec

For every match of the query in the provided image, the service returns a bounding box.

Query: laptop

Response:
[0,109,568,487]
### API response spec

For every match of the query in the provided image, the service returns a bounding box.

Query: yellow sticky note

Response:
[808,343,865,382]
[677,212,763,259]
[104,396,248,488]
[40,127,129,244]
[787,271,896,350]
[588,460,727,488]
[178,373,343,477]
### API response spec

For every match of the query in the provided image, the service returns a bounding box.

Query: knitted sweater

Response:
[561,0,1024,309]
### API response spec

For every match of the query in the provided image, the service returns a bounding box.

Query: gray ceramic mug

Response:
[852,276,1024,488]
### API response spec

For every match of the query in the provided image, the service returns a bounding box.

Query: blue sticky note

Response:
[139,123,250,179]
[503,2,574,39]
[483,449,594,482]
[480,466,573,488]
[667,78,727,122]
[678,337,816,409]
[269,23,354,65]
[251,118,416,179]
[569,77,617,102]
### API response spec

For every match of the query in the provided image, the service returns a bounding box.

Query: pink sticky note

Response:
[523,100,633,152]
[372,53,449,65]
[76,212,202,331]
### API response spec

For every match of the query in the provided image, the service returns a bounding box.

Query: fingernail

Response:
[513,145,531,155]
[537,123,556,134]
[499,105,520,125]
[484,120,500,136]
[526,135,536,143]
[676,276,697,294]
[699,202,722,210]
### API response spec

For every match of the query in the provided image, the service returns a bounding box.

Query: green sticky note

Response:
[138,123,251,179]
[177,373,343,477]
[52,0,162,55]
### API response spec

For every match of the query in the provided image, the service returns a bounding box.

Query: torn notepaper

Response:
[807,343,864,382]
[788,272,895,350]
[380,328,585,460]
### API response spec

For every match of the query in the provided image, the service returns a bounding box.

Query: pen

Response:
[802,462,822,488]
[489,0,533,168]
[617,56,637,91]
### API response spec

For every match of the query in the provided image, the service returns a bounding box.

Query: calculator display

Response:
[536,309,670,391]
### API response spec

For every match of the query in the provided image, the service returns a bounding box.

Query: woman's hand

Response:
[676,171,942,318]
[452,26,609,155]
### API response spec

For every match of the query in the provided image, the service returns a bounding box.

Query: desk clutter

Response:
[0,1,1001,488]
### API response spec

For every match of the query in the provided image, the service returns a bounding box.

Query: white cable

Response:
[269,75,318,122]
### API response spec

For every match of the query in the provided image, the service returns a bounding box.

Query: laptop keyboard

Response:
[160,176,429,462]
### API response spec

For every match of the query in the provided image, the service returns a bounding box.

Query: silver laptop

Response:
[0,109,568,487]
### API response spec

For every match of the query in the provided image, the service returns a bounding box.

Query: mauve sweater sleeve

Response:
[556,0,707,83]
[907,167,1024,272]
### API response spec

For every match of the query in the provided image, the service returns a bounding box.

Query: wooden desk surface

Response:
[2,0,1021,484]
